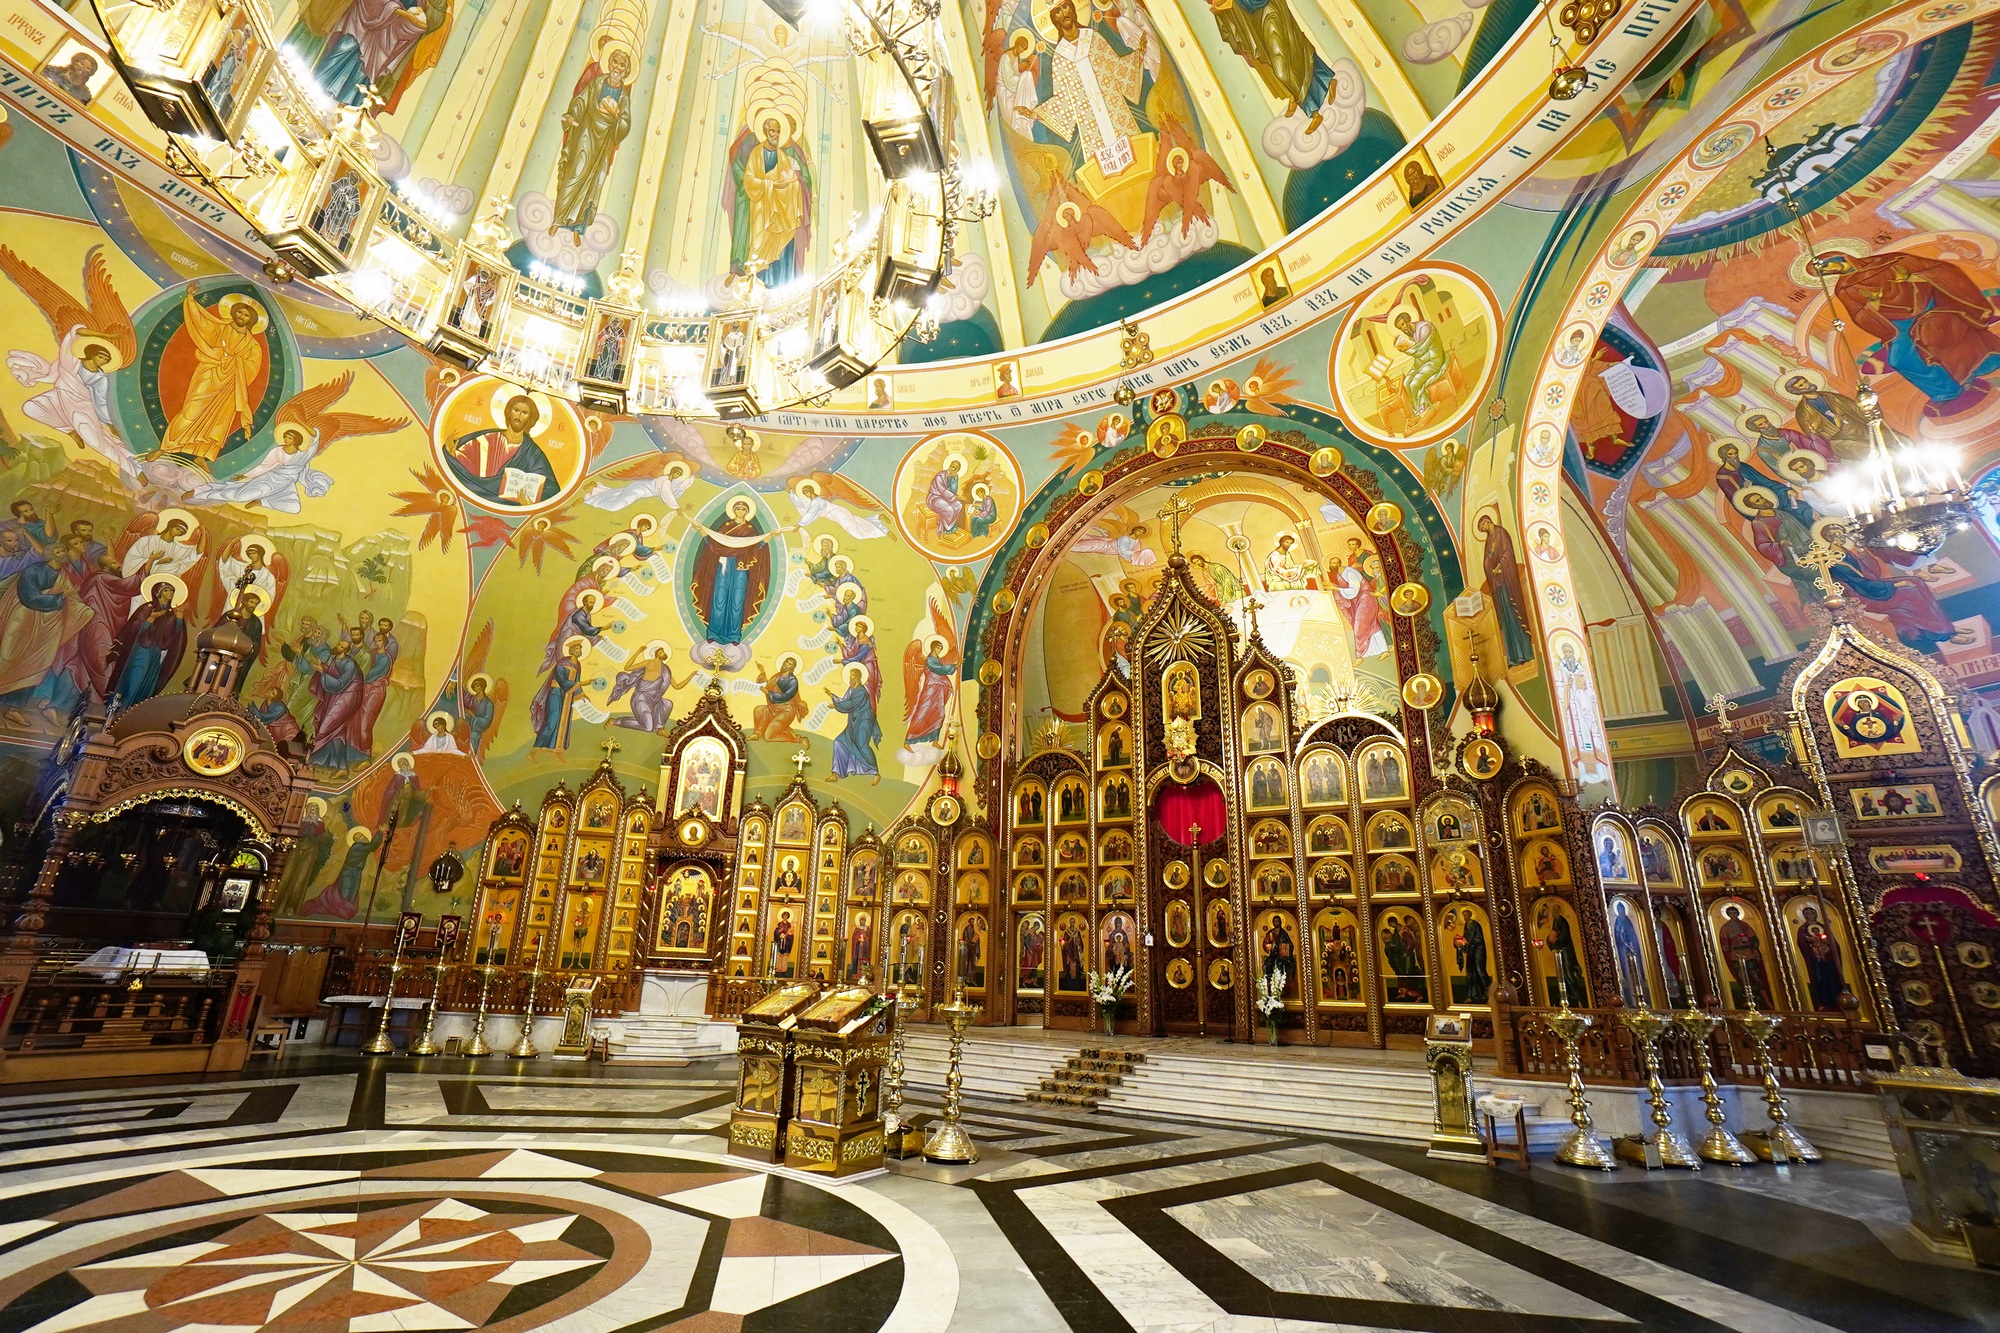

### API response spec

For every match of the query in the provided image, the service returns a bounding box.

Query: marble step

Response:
[1027,1090,1103,1109]
[1104,1058,1438,1143]
[605,1017,732,1065]
[1804,1115,1895,1169]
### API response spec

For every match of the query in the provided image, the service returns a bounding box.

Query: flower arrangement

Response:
[1087,966,1135,1035]
[1255,967,1288,1044]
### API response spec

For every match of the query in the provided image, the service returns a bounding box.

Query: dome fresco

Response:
[0,0,1989,930]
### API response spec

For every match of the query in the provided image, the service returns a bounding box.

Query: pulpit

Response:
[554,974,600,1058]
[728,982,819,1162]
[785,984,892,1177]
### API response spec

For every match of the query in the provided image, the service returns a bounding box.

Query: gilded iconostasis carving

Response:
[5,0,2000,1064]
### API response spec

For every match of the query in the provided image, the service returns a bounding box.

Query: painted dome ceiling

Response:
[275,0,1532,355]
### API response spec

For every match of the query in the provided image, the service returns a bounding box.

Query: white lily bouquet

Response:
[1087,966,1135,1035]
[1255,967,1288,1044]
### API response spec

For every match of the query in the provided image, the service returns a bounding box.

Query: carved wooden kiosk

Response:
[785,984,892,1175]
[728,981,819,1162]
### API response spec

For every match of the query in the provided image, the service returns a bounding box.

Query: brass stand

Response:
[361,933,412,1056]
[924,986,981,1165]
[464,963,497,1057]
[1736,1007,1821,1162]
[1547,1003,1616,1170]
[881,982,921,1158]
[1617,1008,1698,1168]
[509,963,545,1059]
[1673,1009,1754,1165]
[409,958,448,1056]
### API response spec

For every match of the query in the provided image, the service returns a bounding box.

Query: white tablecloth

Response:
[77,947,209,980]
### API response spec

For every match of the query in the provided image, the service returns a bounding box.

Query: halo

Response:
[926,634,947,654]
[561,634,591,656]
[238,535,274,564]
[467,672,492,692]
[631,514,659,536]
[1705,436,1747,465]
[346,825,374,845]
[486,380,554,431]
[638,638,672,659]
[1009,25,1036,50]
[215,293,270,333]
[577,589,602,610]
[846,663,867,686]
[971,481,990,499]
[1787,236,1866,289]
[304,796,328,818]
[794,477,822,499]
[836,583,859,602]
[1272,528,1298,547]
[1779,449,1825,480]
[140,572,188,608]
[849,614,874,638]
[589,23,638,72]
[743,61,805,146]
[1166,145,1190,176]
[426,710,456,732]
[591,556,618,579]
[1775,371,1824,399]
[829,554,854,575]
[73,331,126,371]
[815,534,839,557]
[392,752,416,773]
[608,532,636,555]
[664,458,693,480]
[156,507,199,536]
[727,495,754,518]
[943,452,968,474]
[276,420,311,446]
[1809,516,1850,545]
[777,652,801,672]
[1730,484,1778,517]
[1030,0,1060,41]
[1735,408,1780,436]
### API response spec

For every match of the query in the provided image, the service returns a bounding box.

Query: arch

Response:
[1512,0,1994,793]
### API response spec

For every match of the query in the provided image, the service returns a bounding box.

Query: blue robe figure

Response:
[1612,906,1648,1007]
[531,648,584,750]
[829,669,882,779]
[462,683,495,754]
[691,502,770,645]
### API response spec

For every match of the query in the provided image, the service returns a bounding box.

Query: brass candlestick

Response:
[1736,1007,1821,1162]
[409,957,448,1056]
[1672,1009,1754,1165]
[362,933,412,1056]
[924,985,981,1165]
[881,981,914,1156]
[464,962,497,1057]
[1619,1008,1699,1168]
[1546,1003,1616,1170]
[509,961,545,1059]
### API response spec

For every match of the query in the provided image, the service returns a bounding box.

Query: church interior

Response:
[0,0,1995,1324]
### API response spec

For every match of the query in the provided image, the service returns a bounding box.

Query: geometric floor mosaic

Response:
[0,1146,920,1333]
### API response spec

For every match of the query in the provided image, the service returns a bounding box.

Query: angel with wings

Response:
[901,594,959,751]
[586,452,695,513]
[790,472,888,539]
[190,373,408,513]
[0,244,136,486]
[457,620,509,758]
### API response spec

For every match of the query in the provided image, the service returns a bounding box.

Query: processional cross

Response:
[790,746,812,778]
[1800,539,1848,607]
[1705,693,1737,738]
[1158,494,1194,555]
[599,738,621,762]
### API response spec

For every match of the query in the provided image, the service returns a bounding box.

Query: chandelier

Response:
[98,0,996,419]
[1764,138,1972,557]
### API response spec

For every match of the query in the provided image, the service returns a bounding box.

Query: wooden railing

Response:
[325,951,639,1017]
[1494,1003,1875,1092]
[8,972,233,1052]
[705,973,774,1022]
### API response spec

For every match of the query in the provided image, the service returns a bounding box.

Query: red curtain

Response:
[1154,776,1225,846]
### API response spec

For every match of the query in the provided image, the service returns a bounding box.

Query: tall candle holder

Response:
[881,980,916,1157]
[464,959,497,1056]
[924,985,981,1165]
[1736,1006,1821,1162]
[362,930,412,1056]
[1546,1002,1617,1170]
[1672,1009,1754,1164]
[509,960,545,1059]
[409,955,449,1056]
[1619,1007,1699,1168]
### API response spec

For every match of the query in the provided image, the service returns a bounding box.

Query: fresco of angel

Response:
[790,472,889,539]
[0,244,137,486]
[586,452,696,512]
[901,593,960,755]
[190,372,408,513]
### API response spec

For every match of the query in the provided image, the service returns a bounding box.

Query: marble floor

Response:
[0,1052,1991,1333]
